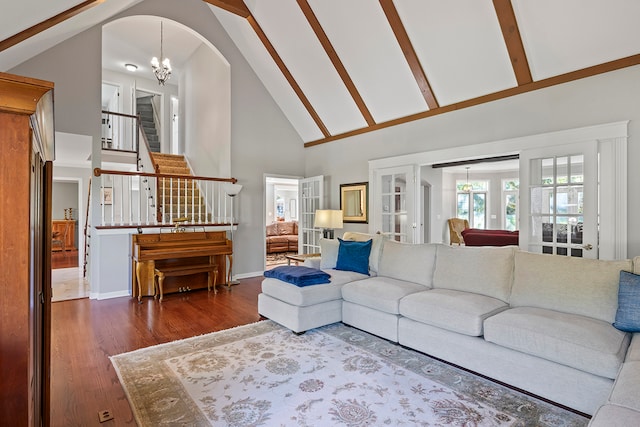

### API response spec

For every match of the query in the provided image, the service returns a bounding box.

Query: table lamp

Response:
[314,209,343,239]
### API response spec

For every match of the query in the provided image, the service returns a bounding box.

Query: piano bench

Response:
[153,264,219,302]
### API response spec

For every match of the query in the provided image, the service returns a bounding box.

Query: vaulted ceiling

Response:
[2,0,639,147]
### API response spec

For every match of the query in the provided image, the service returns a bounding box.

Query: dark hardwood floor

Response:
[51,249,79,269]
[50,276,264,426]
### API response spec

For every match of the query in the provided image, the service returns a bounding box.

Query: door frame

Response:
[263,174,302,269]
[52,177,85,270]
[369,121,628,259]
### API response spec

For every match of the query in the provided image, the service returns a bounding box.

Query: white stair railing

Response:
[93,168,236,228]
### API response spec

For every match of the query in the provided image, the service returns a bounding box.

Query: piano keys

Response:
[131,231,232,300]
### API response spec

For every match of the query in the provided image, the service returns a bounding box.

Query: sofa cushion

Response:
[268,235,289,244]
[342,277,427,315]
[484,306,630,379]
[266,223,278,236]
[277,221,296,235]
[625,334,640,361]
[589,404,640,427]
[335,238,372,275]
[377,241,437,287]
[614,271,640,332]
[510,251,632,323]
[319,238,339,269]
[609,361,640,411]
[399,289,508,337]
[342,232,386,274]
[261,269,367,307]
[433,245,515,302]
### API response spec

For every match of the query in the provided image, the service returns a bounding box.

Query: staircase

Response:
[137,96,161,153]
[152,153,210,223]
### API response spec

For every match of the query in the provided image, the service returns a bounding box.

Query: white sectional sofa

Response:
[258,234,640,423]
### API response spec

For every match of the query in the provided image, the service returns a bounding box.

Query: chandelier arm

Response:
[151,21,172,86]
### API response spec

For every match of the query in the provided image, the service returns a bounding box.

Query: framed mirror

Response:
[340,182,368,223]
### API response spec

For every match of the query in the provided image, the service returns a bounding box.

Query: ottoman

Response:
[258,268,368,333]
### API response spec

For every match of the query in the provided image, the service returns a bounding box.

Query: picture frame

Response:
[340,182,368,223]
[101,187,113,205]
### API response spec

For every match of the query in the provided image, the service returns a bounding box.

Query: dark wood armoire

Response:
[0,72,54,426]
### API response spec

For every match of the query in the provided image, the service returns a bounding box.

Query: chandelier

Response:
[151,21,172,85]
[461,167,473,193]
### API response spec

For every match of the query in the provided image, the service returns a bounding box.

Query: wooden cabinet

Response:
[0,72,54,426]
[52,220,76,251]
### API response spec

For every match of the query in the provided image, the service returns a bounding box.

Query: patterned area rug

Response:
[111,321,589,426]
[266,252,296,267]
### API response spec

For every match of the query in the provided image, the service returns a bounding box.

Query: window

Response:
[456,180,488,229]
[502,179,519,231]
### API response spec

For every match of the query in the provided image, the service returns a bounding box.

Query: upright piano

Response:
[131,231,232,300]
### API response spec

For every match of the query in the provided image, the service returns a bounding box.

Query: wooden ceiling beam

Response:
[379,0,438,110]
[305,53,640,147]
[247,15,331,138]
[202,0,251,18]
[297,0,375,126]
[0,0,104,53]
[492,0,532,85]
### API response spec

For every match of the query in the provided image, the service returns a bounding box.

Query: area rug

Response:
[266,252,296,267]
[111,321,589,426]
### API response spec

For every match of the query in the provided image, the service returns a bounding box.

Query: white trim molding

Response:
[369,121,629,259]
[599,135,628,260]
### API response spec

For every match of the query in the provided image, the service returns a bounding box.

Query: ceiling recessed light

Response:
[125,63,138,72]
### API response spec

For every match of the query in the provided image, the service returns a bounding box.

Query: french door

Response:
[519,141,598,259]
[298,175,324,254]
[373,166,416,243]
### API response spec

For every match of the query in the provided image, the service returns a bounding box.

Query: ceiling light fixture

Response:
[461,167,473,193]
[151,21,172,86]
[124,63,138,72]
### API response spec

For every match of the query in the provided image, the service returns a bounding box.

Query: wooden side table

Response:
[285,253,321,265]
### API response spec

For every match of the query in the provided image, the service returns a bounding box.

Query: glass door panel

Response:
[520,142,597,259]
[375,166,415,243]
[298,175,323,254]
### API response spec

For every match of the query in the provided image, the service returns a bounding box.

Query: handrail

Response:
[92,168,238,227]
[94,168,238,183]
[136,119,158,171]
[101,109,137,119]
[101,109,138,152]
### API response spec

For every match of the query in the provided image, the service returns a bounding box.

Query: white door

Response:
[373,166,417,243]
[519,141,597,259]
[298,175,324,254]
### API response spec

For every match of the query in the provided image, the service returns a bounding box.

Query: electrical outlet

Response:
[98,410,114,423]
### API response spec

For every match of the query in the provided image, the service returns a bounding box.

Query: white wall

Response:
[182,43,230,177]
[306,65,640,257]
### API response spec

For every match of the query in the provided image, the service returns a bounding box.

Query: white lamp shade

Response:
[314,210,343,229]
[224,183,243,196]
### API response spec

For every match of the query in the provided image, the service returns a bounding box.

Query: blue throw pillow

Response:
[613,270,640,332]
[335,238,372,275]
